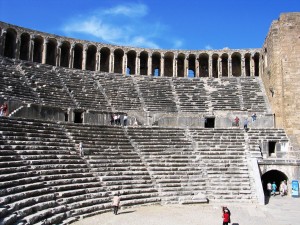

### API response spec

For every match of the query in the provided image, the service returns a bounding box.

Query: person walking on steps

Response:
[112,192,121,215]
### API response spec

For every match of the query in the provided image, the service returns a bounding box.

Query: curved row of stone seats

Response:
[57,68,111,111]
[63,123,161,207]
[95,73,143,111]
[172,78,209,113]
[240,78,267,112]
[188,128,256,202]
[126,127,207,204]
[0,117,112,225]
[0,59,39,104]
[207,78,241,110]
[134,76,178,112]
[247,128,290,159]
[20,63,77,108]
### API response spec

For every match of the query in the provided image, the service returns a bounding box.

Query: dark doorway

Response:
[64,112,69,122]
[205,117,215,128]
[261,170,288,196]
[74,112,83,123]
[268,141,276,156]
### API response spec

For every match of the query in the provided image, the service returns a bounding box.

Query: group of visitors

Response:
[110,113,128,126]
[0,102,8,117]
[233,113,257,131]
[267,180,288,197]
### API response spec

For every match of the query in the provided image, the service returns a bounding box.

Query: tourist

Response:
[112,192,121,215]
[271,182,277,196]
[123,114,128,126]
[280,180,287,196]
[222,206,231,225]
[2,102,8,116]
[267,182,272,197]
[244,118,249,131]
[110,113,114,125]
[234,116,240,127]
[0,104,3,116]
[251,113,257,122]
[113,114,118,125]
[117,114,121,125]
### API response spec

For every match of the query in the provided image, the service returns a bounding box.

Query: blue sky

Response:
[0,0,299,50]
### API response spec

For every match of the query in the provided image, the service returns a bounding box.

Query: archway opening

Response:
[261,170,288,195]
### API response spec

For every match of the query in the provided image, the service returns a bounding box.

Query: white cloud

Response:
[205,45,213,50]
[61,3,182,49]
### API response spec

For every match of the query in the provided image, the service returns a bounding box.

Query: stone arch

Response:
[46,38,57,66]
[114,48,124,74]
[86,45,97,71]
[19,33,30,61]
[187,54,196,78]
[261,169,288,193]
[221,53,228,77]
[139,51,148,75]
[177,53,185,77]
[152,52,161,76]
[100,47,110,72]
[127,50,136,75]
[4,28,17,58]
[60,41,70,68]
[244,53,251,77]
[212,53,219,78]
[164,52,174,77]
[254,52,260,77]
[199,53,209,77]
[232,52,241,77]
[73,43,83,69]
[33,35,43,63]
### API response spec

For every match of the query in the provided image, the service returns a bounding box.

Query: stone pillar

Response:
[122,53,127,75]
[15,35,20,60]
[250,54,254,77]
[0,29,7,56]
[96,49,101,71]
[82,46,87,70]
[184,57,188,77]
[208,55,212,77]
[56,42,62,67]
[136,53,140,75]
[195,58,199,77]
[69,44,75,68]
[29,36,34,61]
[42,39,48,64]
[173,55,177,77]
[218,58,222,78]
[109,53,114,73]
[228,55,232,77]
[147,55,152,76]
[160,55,164,77]
[242,56,246,77]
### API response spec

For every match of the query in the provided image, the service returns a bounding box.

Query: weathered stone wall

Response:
[261,13,300,149]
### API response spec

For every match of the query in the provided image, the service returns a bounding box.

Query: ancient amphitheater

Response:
[0,12,299,225]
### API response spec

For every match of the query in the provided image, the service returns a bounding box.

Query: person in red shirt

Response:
[222,207,231,225]
[2,103,8,116]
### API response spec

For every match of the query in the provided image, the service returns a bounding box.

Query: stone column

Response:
[195,58,199,77]
[250,54,254,77]
[136,53,140,75]
[160,55,164,77]
[69,44,75,68]
[208,55,212,78]
[0,29,7,56]
[184,56,188,77]
[242,56,246,77]
[42,39,48,64]
[29,36,34,61]
[109,53,114,73]
[218,58,222,78]
[228,55,232,77]
[82,46,87,70]
[147,55,152,76]
[173,55,177,77]
[122,53,127,75]
[96,49,101,71]
[15,35,20,60]
[56,42,62,67]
